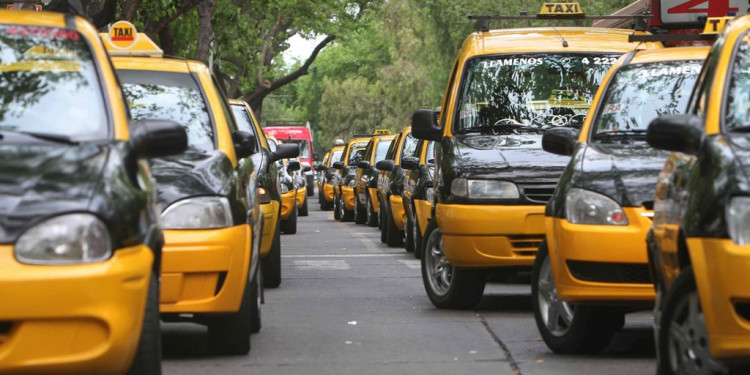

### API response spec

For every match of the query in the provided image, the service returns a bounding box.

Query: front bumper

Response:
[296,186,307,207]
[688,238,750,360]
[389,195,405,230]
[280,191,296,220]
[160,224,251,314]
[414,198,432,237]
[260,201,280,258]
[342,186,355,211]
[436,204,545,267]
[0,244,152,374]
[546,207,655,305]
[324,183,334,202]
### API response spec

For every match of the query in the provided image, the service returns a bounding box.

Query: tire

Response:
[421,228,486,309]
[380,201,387,244]
[366,194,378,227]
[251,266,262,334]
[262,220,281,288]
[413,213,423,260]
[207,272,254,355]
[385,202,404,248]
[282,203,297,234]
[299,196,309,217]
[340,194,353,222]
[333,192,341,220]
[306,175,314,196]
[126,272,162,375]
[531,241,623,354]
[354,196,367,224]
[658,267,728,375]
[405,211,414,253]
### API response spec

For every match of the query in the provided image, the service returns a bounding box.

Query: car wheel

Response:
[385,202,403,248]
[658,267,727,375]
[306,175,314,196]
[340,195,354,222]
[421,228,486,309]
[299,196,309,217]
[251,266,262,333]
[366,194,378,227]
[262,220,281,288]
[413,213,423,259]
[404,213,414,252]
[531,241,623,354]
[333,192,341,220]
[282,202,297,234]
[378,200,385,231]
[354,197,367,224]
[126,272,162,375]
[207,270,255,355]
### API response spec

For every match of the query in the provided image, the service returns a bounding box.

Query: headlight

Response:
[257,187,271,204]
[162,196,233,229]
[451,178,520,199]
[15,214,112,265]
[565,188,628,225]
[280,184,289,194]
[727,196,750,245]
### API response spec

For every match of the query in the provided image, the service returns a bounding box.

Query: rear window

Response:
[119,70,215,152]
[0,25,108,140]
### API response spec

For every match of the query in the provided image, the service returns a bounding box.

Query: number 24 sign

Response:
[661,0,749,24]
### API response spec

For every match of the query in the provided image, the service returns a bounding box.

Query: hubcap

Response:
[537,255,575,337]
[424,230,452,296]
[667,290,726,375]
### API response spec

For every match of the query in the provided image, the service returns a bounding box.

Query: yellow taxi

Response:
[316,150,331,206]
[353,130,396,226]
[646,16,750,374]
[101,23,293,354]
[316,143,345,210]
[410,3,661,309]
[536,46,708,354]
[402,139,435,257]
[376,127,419,247]
[333,136,371,221]
[0,11,186,374]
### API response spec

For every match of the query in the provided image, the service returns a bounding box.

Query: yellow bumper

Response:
[0,245,152,374]
[436,204,545,267]
[160,224,251,314]
[414,199,432,237]
[296,186,307,207]
[324,183,334,202]
[280,191,296,220]
[688,238,750,359]
[546,207,655,304]
[260,201,280,258]
[389,195,406,230]
[342,186,355,210]
[368,188,379,213]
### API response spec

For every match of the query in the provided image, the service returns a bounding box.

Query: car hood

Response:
[580,142,669,207]
[453,134,569,181]
[0,143,108,243]
[149,150,235,208]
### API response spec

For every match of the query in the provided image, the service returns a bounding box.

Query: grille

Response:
[566,260,651,284]
[735,302,750,322]
[519,184,556,204]
[509,235,544,256]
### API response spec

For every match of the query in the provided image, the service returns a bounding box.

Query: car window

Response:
[0,25,108,140]
[231,104,263,152]
[119,70,214,152]
[347,141,368,165]
[425,141,435,163]
[400,133,418,162]
[374,139,392,163]
[726,36,750,131]
[330,149,343,165]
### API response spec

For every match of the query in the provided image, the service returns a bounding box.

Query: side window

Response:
[440,59,460,128]
[386,133,401,160]
[401,133,419,162]
[364,140,374,162]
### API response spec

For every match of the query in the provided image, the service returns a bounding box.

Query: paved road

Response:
[162,198,657,375]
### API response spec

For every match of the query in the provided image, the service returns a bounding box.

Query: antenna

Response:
[551,26,569,47]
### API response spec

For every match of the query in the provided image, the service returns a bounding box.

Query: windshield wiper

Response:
[593,129,647,140]
[0,129,78,145]
[456,123,545,135]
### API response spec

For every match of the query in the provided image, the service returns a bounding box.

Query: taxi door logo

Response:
[108,21,138,49]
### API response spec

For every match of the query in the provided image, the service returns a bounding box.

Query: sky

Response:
[283,34,327,64]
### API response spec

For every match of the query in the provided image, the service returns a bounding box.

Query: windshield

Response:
[119,70,214,153]
[727,38,750,131]
[592,60,702,140]
[455,53,620,137]
[0,25,108,140]
[374,139,392,162]
[347,142,368,165]
[284,139,310,159]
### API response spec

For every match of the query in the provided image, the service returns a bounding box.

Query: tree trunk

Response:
[158,27,176,56]
[194,0,218,64]
[121,0,140,22]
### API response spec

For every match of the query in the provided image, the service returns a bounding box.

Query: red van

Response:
[264,122,315,195]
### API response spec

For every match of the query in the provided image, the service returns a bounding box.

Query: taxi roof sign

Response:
[538,2,584,17]
[628,16,731,43]
[100,21,163,57]
[373,129,392,135]
[703,17,732,35]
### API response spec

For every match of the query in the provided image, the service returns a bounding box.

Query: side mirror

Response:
[332,161,344,170]
[401,156,419,170]
[287,159,301,171]
[357,160,371,169]
[232,130,256,160]
[302,165,312,172]
[412,109,442,141]
[542,128,578,156]
[314,163,326,172]
[376,159,395,172]
[271,143,299,162]
[647,114,704,155]
[130,119,187,158]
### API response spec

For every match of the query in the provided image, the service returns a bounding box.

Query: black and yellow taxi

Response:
[101,24,288,354]
[316,142,344,211]
[266,136,303,234]
[229,99,298,288]
[333,136,370,222]
[353,130,396,226]
[316,150,331,207]
[646,16,750,374]
[534,46,708,354]
[292,156,311,216]
[410,3,661,309]
[402,139,435,258]
[376,126,419,248]
[0,11,187,374]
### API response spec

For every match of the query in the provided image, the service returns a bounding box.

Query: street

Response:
[162,198,657,375]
